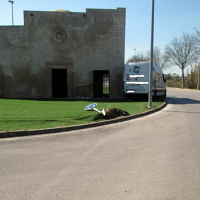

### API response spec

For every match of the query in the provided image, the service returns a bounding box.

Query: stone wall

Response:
[0,8,125,99]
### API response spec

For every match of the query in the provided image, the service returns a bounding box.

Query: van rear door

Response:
[124,63,149,94]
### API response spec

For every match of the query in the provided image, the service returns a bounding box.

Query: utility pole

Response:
[148,0,154,108]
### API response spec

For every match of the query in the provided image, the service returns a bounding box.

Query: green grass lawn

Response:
[103,87,109,94]
[0,98,165,132]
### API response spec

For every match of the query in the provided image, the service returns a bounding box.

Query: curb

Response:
[0,102,167,138]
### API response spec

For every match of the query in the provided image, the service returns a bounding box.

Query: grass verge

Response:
[0,98,165,132]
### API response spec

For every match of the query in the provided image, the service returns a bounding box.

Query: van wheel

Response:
[153,90,157,101]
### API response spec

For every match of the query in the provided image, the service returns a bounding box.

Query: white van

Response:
[123,62,166,99]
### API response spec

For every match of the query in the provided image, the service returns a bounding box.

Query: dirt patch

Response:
[74,83,93,98]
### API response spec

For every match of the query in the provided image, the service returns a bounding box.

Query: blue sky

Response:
[1,0,200,74]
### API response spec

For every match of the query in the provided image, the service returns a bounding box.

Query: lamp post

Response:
[134,48,136,55]
[8,0,14,26]
[148,0,154,108]
[196,49,200,90]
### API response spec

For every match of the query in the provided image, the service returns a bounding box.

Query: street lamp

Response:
[8,0,14,26]
[196,49,200,90]
[134,48,136,55]
[148,0,154,108]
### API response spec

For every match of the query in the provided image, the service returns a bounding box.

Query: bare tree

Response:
[146,46,170,70]
[165,33,197,88]
[192,29,200,62]
[127,52,148,63]
[193,29,200,48]
[193,29,200,90]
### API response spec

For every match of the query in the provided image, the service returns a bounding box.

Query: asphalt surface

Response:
[0,88,200,200]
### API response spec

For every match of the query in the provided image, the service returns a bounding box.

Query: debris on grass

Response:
[105,108,130,119]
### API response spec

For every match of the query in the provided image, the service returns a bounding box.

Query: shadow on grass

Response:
[131,96,166,102]
[2,115,96,122]
[1,98,125,102]
[0,119,59,122]
[1,116,86,122]
[93,113,106,121]
[1,97,165,103]
[74,115,92,120]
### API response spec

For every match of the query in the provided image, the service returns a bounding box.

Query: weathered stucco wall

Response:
[0,8,125,99]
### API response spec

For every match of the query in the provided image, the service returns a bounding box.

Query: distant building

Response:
[0,8,126,99]
[172,73,178,77]
[168,73,188,78]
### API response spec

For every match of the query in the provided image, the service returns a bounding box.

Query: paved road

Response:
[1,89,200,200]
